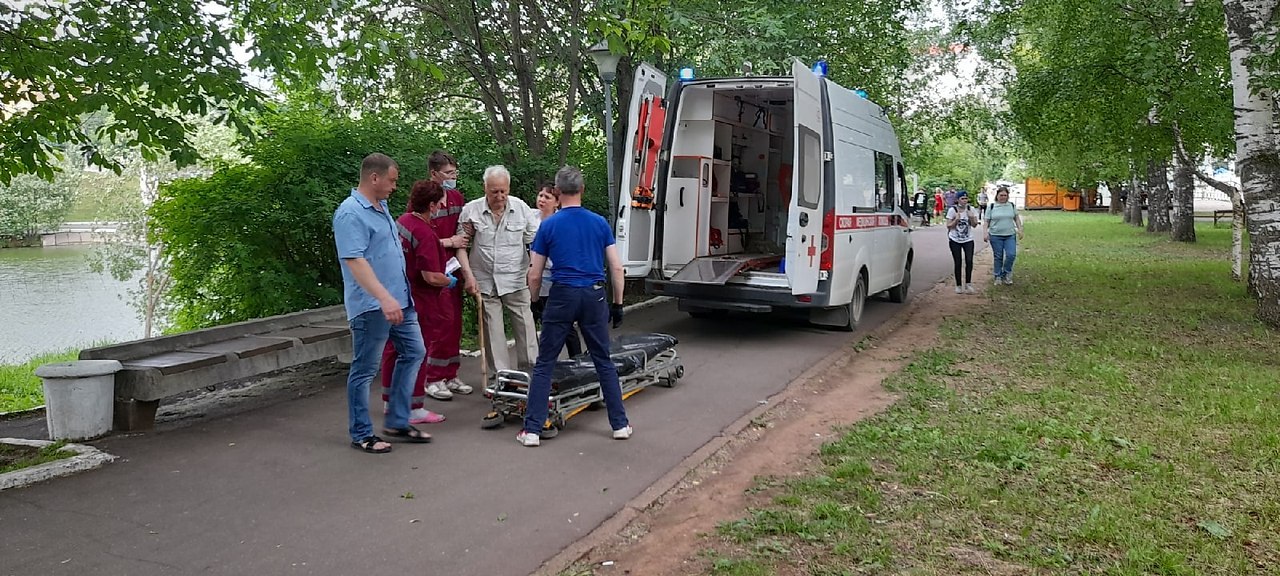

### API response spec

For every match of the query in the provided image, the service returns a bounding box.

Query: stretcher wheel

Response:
[541,425,560,439]
[481,411,504,429]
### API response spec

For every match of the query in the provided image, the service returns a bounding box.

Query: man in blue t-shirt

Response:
[519,166,630,447]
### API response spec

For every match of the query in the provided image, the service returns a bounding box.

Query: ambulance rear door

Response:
[786,59,827,295]
[616,63,668,277]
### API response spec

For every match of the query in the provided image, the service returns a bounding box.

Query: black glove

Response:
[610,303,624,328]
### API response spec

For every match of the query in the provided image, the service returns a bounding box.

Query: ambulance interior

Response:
[658,82,796,286]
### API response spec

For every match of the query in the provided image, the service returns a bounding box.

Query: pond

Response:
[0,246,143,364]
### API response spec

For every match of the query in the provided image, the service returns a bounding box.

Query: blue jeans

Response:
[347,308,425,442]
[523,284,628,435]
[991,234,1017,279]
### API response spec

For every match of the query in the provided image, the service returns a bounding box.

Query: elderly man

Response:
[455,165,540,380]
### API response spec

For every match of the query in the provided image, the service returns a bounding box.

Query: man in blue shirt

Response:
[520,166,630,447]
[333,153,430,453]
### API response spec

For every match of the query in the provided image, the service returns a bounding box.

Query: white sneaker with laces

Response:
[965,284,976,294]
[1004,274,1014,285]
[446,378,473,395]
[426,381,453,401]
[955,286,964,294]
[516,431,540,447]
[612,426,633,440]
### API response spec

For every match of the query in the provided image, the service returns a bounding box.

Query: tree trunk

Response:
[1128,172,1145,227]
[1224,0,1280,326]
[1170,150,1197,242]
[1232,190,1246,281]
[1146,159,1173,233]
[1109,181,1124,215]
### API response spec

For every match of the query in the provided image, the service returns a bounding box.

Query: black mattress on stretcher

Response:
[550,333,679,393]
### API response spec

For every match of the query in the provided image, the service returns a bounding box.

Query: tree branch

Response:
[1171,121,1238,196]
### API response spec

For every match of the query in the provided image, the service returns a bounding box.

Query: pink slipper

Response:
[409,410,446,424]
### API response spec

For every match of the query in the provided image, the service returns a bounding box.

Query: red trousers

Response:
[380,287,460,409]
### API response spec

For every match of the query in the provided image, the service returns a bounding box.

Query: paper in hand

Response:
[445,257,461,275]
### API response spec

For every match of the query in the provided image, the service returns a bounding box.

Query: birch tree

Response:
[1222,0,1280,325]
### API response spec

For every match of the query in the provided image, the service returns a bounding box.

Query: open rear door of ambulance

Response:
[616,63,668,278]
[786,59,826,295]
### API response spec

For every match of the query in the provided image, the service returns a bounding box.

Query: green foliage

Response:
[150,108,443,330]
[0,170,78,239]
[958,0,1233,186]
[0,348,78,412]
[0,0,393,185]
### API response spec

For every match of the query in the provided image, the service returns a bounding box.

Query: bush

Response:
[151,109,444,330]
[151,107,611,332]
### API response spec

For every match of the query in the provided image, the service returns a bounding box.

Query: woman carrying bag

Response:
[984,185,1024,285]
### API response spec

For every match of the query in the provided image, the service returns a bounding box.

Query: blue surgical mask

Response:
[443,179,457,190]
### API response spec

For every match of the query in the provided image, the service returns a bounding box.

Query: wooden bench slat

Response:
[187,336,295,359]
[266,325,350,345]
[122,351,227,376]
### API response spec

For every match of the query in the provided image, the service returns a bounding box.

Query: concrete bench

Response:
[79,306,352,431]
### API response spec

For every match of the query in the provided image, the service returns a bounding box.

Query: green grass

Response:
[0,441,74,474]
[705,213,1280,574]
[0,349,79,413]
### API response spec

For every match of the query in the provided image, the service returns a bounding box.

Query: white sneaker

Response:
[965,284,976,294]
[426,381,453,401]
[516,431,540,447]
[955,286,964,294]
[446,378,473,395]
[612,426,633,440]
[1004,274,1014,285]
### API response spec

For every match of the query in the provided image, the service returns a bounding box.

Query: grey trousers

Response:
[481,288,537,375]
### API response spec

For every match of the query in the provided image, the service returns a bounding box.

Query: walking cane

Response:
[474,292,487,387]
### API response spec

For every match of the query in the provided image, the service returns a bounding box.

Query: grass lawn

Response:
[705,213,1279,575]
[0,349,79,413]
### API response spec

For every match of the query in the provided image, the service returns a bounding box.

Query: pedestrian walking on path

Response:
[520,166,630,447]
[984,185,1024,285]
[333,153,431,453]
[946,193,981,294]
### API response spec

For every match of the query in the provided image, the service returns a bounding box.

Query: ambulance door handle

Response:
[799,213,809,227]
[679,186,686,207]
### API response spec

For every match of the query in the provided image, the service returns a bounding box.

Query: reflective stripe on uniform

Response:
[397,222,419,249]
[430,205,463,220]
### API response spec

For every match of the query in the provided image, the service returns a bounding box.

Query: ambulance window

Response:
[897,162,909,208]
[874,151,894,213]
[796,127,821,209]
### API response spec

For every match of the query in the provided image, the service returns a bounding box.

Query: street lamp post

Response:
[588,40,622,228]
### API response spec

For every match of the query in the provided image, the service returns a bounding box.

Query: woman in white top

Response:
[531,184,583,357]
[946,193,982,294]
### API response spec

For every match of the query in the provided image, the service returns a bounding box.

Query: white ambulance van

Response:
[614,59,914,330]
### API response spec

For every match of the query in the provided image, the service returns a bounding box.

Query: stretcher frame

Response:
[481,346,684,437]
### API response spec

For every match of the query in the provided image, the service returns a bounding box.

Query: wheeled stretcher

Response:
[481,333,684,437]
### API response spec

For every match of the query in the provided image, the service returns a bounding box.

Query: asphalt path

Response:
[0,225,972,576]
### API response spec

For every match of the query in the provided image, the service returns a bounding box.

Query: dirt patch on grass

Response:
[561,275,987,575]
[0,441,73,474]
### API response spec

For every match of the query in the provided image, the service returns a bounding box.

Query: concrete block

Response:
[35,360,121,441]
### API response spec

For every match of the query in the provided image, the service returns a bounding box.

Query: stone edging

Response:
[0,438,117,492]
[0,405,45,422]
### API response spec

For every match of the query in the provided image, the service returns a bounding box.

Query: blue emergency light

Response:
[855,89,868,99]
[679,67,695,81]
[811,60,828,76]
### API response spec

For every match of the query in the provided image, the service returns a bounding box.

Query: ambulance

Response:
[614,59,914,330]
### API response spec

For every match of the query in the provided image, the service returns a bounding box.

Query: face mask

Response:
[443,179,457,190]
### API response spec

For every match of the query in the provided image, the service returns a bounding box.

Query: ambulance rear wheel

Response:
[887,259,911,303]
[843,275,867,332]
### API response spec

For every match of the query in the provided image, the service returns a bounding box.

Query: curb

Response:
[460,297,672,357]
[534,284,940,575]
[0,438,117,491]
[0,405,45,422]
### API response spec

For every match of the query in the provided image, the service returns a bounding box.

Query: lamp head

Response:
[587,40,621,83]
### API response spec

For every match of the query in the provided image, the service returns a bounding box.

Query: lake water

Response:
[0,246,143,364]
